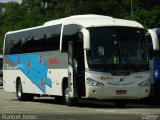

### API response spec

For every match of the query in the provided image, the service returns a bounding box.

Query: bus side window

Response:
[4,37,11,55]
[21,30,34,53]
[46,24,61,51]
[62,24,82,52]
[10,39,22,54]
[32,27,47,52]
[6,33,22,55]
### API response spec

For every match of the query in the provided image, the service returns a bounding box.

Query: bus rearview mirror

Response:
[148,29,159,51]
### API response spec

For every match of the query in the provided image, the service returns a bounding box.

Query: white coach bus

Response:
[3,15,150,106]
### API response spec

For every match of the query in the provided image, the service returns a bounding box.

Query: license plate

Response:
[116,90,127,94]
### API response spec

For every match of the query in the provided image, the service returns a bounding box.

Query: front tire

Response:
[63,81,78,106]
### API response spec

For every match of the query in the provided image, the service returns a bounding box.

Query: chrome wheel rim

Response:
[18,84,22,97]
[65,88,69,103]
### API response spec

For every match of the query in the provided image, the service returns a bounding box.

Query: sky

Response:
[0,0,22,4]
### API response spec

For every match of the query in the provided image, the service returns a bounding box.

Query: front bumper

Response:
[86,85,150,100]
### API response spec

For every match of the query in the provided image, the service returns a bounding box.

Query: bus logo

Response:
[155,70,158,78]
[48,57,59,65]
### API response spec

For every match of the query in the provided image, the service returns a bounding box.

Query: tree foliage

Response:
[0,0,160,52]
[126,6,160,28]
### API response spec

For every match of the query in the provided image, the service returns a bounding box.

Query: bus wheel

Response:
[115,101,127,107]
[16,80,33,101]
[63,82,77,106]
[16,80,24,101]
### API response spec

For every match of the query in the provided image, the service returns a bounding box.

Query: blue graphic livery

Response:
[154,58,160,85]
[8,54,52,93]
[154,28,160,85]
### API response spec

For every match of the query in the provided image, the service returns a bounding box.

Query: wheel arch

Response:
[62,77,68,95]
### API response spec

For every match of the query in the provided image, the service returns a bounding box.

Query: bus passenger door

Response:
[68,40,85,98]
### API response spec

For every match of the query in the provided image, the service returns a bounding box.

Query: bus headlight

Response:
[138,80,150,87]
[86,78,104,87]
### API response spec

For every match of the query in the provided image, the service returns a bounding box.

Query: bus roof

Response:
[44,14,143,28]
[6,14,143,35]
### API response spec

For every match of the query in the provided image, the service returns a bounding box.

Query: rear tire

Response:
[63,81,78,106]
[16,80,34,101]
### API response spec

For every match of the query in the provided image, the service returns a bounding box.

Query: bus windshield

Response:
[87,26,149,73]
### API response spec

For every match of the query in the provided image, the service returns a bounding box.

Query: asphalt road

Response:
[0,86,160,120]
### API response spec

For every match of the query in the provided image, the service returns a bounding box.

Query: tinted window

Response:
[4,24,62,55]
[5,33,22,54]
[62,24,82,51]
[21,29,34,53]
[22,28,46,53]
[46,25,61,51]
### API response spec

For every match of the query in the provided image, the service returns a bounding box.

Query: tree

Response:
[0,0,160,53]
[126,6,160,28]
